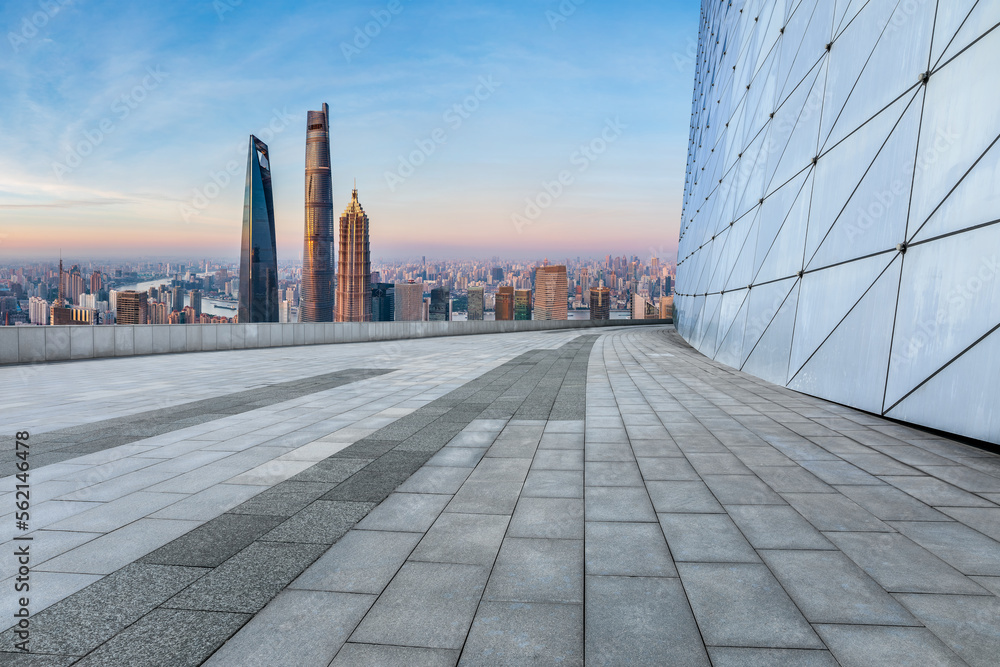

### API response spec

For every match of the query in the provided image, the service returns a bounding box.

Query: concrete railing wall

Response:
[0,319,672,366]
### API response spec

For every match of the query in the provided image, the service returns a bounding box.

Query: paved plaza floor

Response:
[1,325,999,666]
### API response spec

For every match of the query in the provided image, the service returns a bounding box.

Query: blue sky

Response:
[0,0,699,261]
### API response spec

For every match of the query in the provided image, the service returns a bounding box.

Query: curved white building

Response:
[676,1,1000,443]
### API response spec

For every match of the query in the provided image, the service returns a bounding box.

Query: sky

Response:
[0,0,699,262]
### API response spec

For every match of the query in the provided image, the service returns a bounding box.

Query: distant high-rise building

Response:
[514,289,532,321]
[590,286,610,321]
[279,300,292,323]
[467,286,484,321]
[150,301,168,324]
[171,287,185,313]
[300,103,335,322]
[51,257,73,325]
[632,294,653,320]
[394,281,423,321]
[90,270,102,296]
[534,265,567,320]
[116,291,148,325]
[430,286,450,321]
[238,134,279,323]
[580,267,590,305]
[335,187,371,322]
[491,267,504,283]
[189,289,202,317]
[495,285,514,320]
[372,283,395,322]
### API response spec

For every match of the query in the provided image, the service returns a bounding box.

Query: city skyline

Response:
[0,0,695,260]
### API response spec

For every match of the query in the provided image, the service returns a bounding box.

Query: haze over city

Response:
[0,0,696,260]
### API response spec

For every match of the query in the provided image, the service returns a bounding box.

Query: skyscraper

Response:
[495,286,514,320]
[372,283,395,321]
[335,186,371,322]
[300,103,335,322]
[116,291,148,325]
[514,289,532,320]
[394,281,423,321]
[590,286,610,321]
[467,286,484,320]
[534,265,568,320]
[189,289,202,317]
[238,135,279,323]
[430,286,450,321]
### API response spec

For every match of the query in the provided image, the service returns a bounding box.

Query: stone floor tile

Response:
[815,624,966,667]
[396,465,472,494]
[349,561,489,650]
[891,521,1000,575]
[585,486,657,522]
[141,513,284,568]
[892,594,1000,667]
[289,530,421,594]
[725,505,834,550]
[333,644,459,666]
[466,458,532,483]
[355,492,450,533]
[635,456,700,480]
[835,484,950,521]
[658,513,759,563]
[702,474,786,505]
[686,453,752,475]
[484,537,583,604]
[586,576,708,667]
[426,447,487,468]
[707,647,838,666]
[410,512,510,566]
[881,476,995,507]
[262,500,375,544]
[938,506,1000,542]
[584,461,644,487]
[760,550,918,625]
[508,497,583,539]
[584,521,677,577]
[447,480,522,515]
[521,469,583,498]
[677,562,822,649]
[461,601,582,666]
[645,480,724,513]
[782,493,890,532]
[531,449,584,471]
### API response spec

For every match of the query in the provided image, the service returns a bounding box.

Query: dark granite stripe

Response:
[0,335,598,665]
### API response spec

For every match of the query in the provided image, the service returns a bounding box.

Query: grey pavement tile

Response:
[624,424,670,440]
[838,451,921,476]
[871,444,956,466]
[0,563,206,655]
[397,465,472,494]
[815,624,966,667]
[427,447,487,468]
[543,420,584,434]
[585,486,657,522]
[483,537,583,604]
[707,647,838,667]
[73,608,248,667]
[760,550,917,625]
[149,483,263,521]
[141,513,285,568]
[915,465,1000,493]
[0,654,77,666]
[289,457,371,484]
[669,434,727,453]
[332,644,459,667]
[584,442,636,462]
[410,512,510,566]
[636,456,700,480]
[467,419,511,431]
[461,601,582,666]
[677,562,822,649]
[290,530,421,594]
[800,460,883,485]
[686,453,752,475]
[447,480,522,515]
[262,500,375,544]
[466,458,532,483]
[702,474,786,505]
[508,497,583,540]
[825,532,987,594]
[729,446,796,467]
[355,492,450,533]
[531,449,584,471]
[521,469,583,498]
[485,438,539,459]
[762,436,840,461]
[166,540,327,613]
[350,561,489,650]
[584,521,677,577]
[938,507,1000,542]
[584,428,629,445]
[881,476,995,507]
[658,513,759,563]
[204,590,374,667]
[645,481,724,514]
[629,439,684,457]
[35,518,202,575]
[584,461,644,487]
[891,520,1000,575]
[970,576,1000,596]
[446,431,500,448]
[751,466,833,493]
[228,480,334,516]
[836,484,950,521]
[3,531,103,570]
[781,493,890,532]
[726,505,834,550]
[893,594,1000,667]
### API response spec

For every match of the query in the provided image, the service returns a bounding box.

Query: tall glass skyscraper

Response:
[676,1,1000,444]
[335,187,371,322]
[238,135,278,324]
[300,103,335,322]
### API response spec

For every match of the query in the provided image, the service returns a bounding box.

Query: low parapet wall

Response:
[0,319,672,365]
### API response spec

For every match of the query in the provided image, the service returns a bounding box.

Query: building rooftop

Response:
[2,326,999,665]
